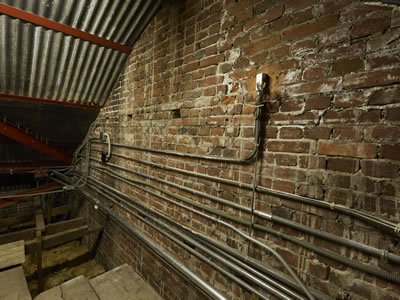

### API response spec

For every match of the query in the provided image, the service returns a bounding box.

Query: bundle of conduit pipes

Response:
[50,76,400,299]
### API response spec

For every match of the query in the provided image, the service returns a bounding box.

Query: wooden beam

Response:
[50,205,69,217]
[0,213,34,228]
[45,218,85,235]
[34,197,45,232]
[0,240,25,269]
[0,228,36,245]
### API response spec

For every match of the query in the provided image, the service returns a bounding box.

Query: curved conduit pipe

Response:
[80,167,400,285]
[81,175,315,300]
[87,160,400,265]
[92,149,400,237]
[78,189,227,300]
[84,184,294,300]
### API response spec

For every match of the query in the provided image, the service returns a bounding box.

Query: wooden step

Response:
[0,266,31,300]
[35,276,99,300]
[89,264,162,300]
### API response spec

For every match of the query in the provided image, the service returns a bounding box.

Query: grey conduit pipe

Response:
[82,168,400,285]
[78,189,227,300]
[93,149,399,237]
[87,161,400,266]
[85,176,315,300]
[86,178,324,300]
[85,183,291,300]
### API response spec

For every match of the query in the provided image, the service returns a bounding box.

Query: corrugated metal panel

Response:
[0,0,162,106]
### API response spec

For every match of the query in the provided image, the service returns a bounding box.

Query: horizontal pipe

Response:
[88,159,400,265]
[86,166,400,285]
[78,188,227,300]
[86,183,281,300]
[95,149,398,236]
[86,174,315,299]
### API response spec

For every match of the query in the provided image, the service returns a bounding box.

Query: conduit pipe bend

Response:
[78,189,227,300]
[85,175,315,300]
[91,149,400,237]
[82,166,400,285]
[85,184,293,300]
[87,160,400,265]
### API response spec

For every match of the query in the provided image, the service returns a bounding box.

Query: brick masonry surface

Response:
[81,0,400,299]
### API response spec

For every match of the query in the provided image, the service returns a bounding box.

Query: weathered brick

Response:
[244,35,281,55]
[268,140,310,153]
[361,161,398,178]
[279,127,303,139]
[352,16,391,38]
[282,14,338,41]
[305,95,331,110]
[344,68,400,90]
[287,78,340,96]
[331,57,363,76]
[380,145,400,161]
[333,91,365,108]
[327,158,358,173]
[309,259,330,280]
[317,141,376,158]
[386,107,400,122]
[304,127,331,139]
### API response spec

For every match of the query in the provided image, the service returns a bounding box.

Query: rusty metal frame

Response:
[0,3,132,54]
[0,119,72,164]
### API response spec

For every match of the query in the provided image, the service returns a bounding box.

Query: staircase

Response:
[34,264,162,300]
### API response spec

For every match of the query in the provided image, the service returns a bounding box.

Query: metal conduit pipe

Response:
[85,177,322,300]
[91,86,267,164]
[93,150,399,236]
[78,189,227,300]
[84,170,400,285]
[88,161,400,265]
[183,229,329,300]
[85,184,289,300]
[86,176,315,300]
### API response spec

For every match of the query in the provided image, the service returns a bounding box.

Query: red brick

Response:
[279,127,303,139]
[333,91,365,108]
[282,14,338,41]
[274,167,306,182]
[292,7,314,24]
[317,141,376,158]
[352,17,390,38]
[268,141,310,153]
[369,126,400,142]
[287,78,340,96]
[333,127,362,141]
[281,99,304,112]
[366,50,400,70]
[369,87,400,105]
[380,197,397,216]
[302,65,329,80]
[305,95,331,110]
[322,109,356,124]
[331,57,363,76]
[386,107,400,122]
[358,110,381,123]
[361,161,398,178]
[304,127,331,139]
[275,154,297,166]
[270,16,291,32]
[381,145,400,161]
[327,158,358,173]
[245,5,285,30]
[199,54,225,68]
[244,35,281,55]
[309,259,330,280]
[270,112,319,125]
[344,68,400,90]
[273,180,296,193]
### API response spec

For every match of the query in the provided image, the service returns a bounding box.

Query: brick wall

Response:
[84,0,400,299]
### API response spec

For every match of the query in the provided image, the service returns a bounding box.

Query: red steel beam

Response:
[0,161,67,172]
[0,182,60,209]
[0,121,72,164]
[0,94,102,110]
[0,3,132,54]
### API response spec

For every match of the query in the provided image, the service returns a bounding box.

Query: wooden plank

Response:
[61,275,99,300]
[0,213,34,228]
[42,226,89,249]
[34,197,45,232]
[90,264,162,300]
[0,228,36,245]
[45,218,85,235]
[34,286,62,300]
[0,266,31,300]
[0,240,25,269]
[25,225,103,254]
[36,231,43,292]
